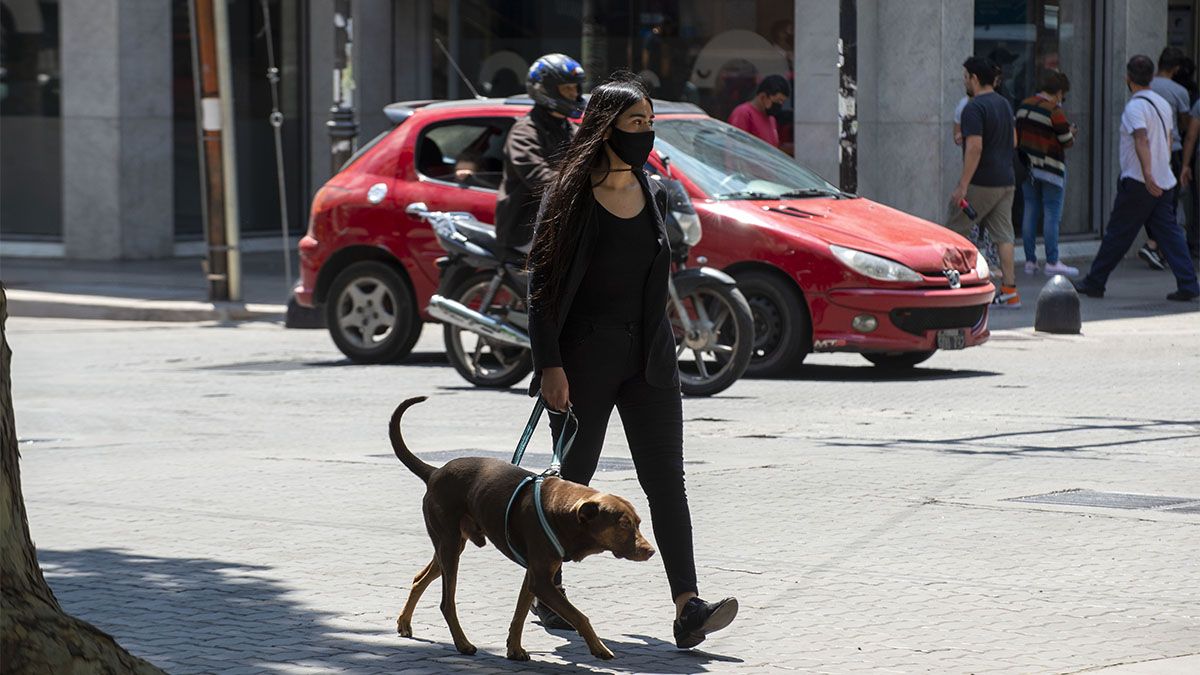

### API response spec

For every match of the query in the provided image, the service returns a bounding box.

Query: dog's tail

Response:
[390,397,435,483]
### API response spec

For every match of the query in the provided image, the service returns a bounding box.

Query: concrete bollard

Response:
[1034,274,1081,334]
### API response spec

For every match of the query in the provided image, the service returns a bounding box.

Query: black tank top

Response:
[567,200,659,324]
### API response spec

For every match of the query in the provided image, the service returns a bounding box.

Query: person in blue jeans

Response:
[1016,70,1079,277]
[1075,56,1200,302]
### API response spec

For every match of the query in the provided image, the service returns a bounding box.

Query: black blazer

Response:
[527,170,680,397]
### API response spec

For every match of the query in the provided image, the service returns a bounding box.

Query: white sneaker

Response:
[1043,261,1079,277]
[1024,260,1039,275]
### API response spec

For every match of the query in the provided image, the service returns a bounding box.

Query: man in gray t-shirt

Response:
[1141,47,1191,268]
[1150,48,1190,151]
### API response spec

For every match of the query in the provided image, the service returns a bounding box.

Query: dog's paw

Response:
[590,642,614,660]
[396,617,412,638]
[506,646,530,661]
[455,641,478,656]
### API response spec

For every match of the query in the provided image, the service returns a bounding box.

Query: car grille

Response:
[889,305,987,336]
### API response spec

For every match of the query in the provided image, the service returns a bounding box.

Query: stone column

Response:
[60,0,173,260]
[1099,0,1169,230]
[792,0,840,184]
[856,0,972,224]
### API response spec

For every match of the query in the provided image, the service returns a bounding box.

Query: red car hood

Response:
[712,197,978,274]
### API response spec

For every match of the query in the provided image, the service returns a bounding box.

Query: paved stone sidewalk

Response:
[8,310,1199,674]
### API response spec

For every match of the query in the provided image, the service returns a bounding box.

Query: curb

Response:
[6,289,286,323]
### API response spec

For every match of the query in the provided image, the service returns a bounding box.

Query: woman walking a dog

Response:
[526,72,738,649]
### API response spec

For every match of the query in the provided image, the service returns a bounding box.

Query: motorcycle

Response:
[409,173,753,396]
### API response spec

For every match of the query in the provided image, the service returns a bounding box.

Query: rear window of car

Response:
[415,117,515,190]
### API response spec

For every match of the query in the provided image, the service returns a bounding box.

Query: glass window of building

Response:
[172,0,306,240]
[431,0,795,149]
[1,0,62,239]
[973,0,1094,235]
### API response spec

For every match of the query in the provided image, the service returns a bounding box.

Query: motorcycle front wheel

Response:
[442,271,533,388]
[669,282,754,396]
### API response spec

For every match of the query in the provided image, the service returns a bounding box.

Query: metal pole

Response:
[214,0,241,301]
[328,0,357,173]
[260,0,293,290]
[838,0,858,194]
[191,0,239,301]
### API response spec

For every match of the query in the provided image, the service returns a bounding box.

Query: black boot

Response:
[673,596,738,649]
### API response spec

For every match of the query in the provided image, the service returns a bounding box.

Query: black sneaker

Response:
[1167,290,1199,301]
[1138,243,1167,271]
[673,596,738,649]
[530,598,574,631]
[1072,280,1104,298]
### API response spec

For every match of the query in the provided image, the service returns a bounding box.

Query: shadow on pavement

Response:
[986,263,1199,332]
[40,548,734,674]
[748,364,1000,383]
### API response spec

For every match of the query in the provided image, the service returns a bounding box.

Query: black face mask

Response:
[768,101,783,114]
[607,127,655,168]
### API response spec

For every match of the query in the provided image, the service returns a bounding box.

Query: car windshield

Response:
[654,118,840,200]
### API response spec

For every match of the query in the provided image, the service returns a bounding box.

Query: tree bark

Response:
[0,287,165,674]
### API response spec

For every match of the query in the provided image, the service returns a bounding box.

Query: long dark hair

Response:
[527,73,651,317]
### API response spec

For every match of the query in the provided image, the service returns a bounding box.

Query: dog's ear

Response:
[576,499,601,524]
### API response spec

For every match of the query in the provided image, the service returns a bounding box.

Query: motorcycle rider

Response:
[494,54,585,256]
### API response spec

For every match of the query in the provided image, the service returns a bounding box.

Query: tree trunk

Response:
[0,287,165,674]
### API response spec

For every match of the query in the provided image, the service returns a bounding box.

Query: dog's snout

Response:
[631,536,655,562]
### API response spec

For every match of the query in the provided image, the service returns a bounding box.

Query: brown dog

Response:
[390,396,656,660]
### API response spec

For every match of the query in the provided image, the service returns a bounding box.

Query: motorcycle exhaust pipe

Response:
[427,295,531,349]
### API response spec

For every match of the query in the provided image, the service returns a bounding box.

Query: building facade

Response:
[0,0,1190,260]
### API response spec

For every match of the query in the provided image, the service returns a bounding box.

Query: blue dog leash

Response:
[504,394,579,568]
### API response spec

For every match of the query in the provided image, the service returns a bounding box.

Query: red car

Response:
[296,97,993,375]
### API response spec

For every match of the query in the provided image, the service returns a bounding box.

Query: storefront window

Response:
[432,0,794,144]
[974,0,1094,235]
[172,0,306,239]
[1,0,62,239]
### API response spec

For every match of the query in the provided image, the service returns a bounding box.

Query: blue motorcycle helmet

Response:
[526,54,586,117]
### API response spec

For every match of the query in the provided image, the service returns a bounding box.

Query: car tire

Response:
[325,261,421,364]
[735,269,811,377]
[862,351,935,369]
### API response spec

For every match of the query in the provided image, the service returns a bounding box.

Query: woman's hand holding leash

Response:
[542,367,571,411]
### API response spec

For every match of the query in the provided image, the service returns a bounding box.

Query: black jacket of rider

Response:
[526,170,680,397]
[495,105,575,253]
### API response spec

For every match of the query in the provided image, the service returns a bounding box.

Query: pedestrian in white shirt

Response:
[1075,55,1199,301]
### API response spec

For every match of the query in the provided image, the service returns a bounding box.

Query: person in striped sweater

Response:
[1015,70,1079,276]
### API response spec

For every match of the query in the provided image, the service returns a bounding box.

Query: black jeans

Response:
[547,317,697,599]
[1082,178,1200,295]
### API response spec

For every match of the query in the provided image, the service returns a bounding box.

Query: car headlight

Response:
[672,211,702,246]
[974,252,990,279]
[830,245,923,282]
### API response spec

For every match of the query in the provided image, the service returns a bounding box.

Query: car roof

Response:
[383,95,706,125]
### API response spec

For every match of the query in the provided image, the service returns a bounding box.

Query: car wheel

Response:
[325,261,421,363]
[442,272,533,388]
[735,269,811,377]
[862,351,935,369]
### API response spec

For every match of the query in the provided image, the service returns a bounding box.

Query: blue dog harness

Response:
[503,395,579,568]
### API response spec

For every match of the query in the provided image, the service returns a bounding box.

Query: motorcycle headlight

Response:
[672,211,702,246]
[830,245,923,283]
[974,252,990,280]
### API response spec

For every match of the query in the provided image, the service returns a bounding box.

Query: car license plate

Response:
[937,329,967,350]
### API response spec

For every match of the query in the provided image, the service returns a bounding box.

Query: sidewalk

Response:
[1,252,296,322]
[1,248,1196,325]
